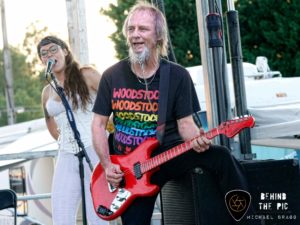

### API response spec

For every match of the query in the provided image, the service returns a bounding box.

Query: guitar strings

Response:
[119,163,151,176]
[112,116,252,186]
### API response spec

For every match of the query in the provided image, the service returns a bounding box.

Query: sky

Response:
[0,0,118,73]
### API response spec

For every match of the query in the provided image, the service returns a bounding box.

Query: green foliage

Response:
[101,0,136,60]
[0,22,49,126]
[101,0,201,67]
[1,0,299,127]
[22,22,49,76]
[102,0,300,76]
[236,0,300,77]
[164,0,200,66]
[0,47,44,126]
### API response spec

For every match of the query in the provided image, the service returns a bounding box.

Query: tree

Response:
[101,0,300,77]
[22,21,49,77]
[101,0,201,67]
[164,0,200,66]
[0,47,44,126]
[101,0,136,60]
[0,23,48,126]
[235,0,300,77]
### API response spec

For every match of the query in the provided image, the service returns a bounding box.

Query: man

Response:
[92,1,248,225]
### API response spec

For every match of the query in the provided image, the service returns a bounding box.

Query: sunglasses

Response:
[40,45,60,58]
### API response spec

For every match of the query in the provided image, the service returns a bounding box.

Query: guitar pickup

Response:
[134,162,142,179]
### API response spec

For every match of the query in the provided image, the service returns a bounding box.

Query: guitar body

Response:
[91,138,161,221]
[91,115,255,221]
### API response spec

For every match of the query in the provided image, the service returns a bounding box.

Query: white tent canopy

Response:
[187,63,300,140]
[0,118,57,170]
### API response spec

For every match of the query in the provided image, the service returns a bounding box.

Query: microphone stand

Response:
[48,72,93,225]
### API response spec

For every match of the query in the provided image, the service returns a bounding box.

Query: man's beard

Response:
[129,46,150,65]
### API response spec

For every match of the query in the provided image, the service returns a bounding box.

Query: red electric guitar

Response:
[91,115,255,221]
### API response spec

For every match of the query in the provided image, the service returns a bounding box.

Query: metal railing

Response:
[0,150,163,225]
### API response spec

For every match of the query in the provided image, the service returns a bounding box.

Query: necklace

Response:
[135,72,157,86]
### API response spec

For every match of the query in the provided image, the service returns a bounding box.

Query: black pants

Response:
[121,145,248,225]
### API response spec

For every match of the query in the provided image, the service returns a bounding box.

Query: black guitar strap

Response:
[156,59,202,143]
[156,58,170,143]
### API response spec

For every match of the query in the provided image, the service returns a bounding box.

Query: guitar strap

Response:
[191,83,202,128]
[156,58,170,144]
[156,59,202,143]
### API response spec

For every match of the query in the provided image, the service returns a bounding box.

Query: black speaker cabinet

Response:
[160,159,300,225]
[241,159,300,225]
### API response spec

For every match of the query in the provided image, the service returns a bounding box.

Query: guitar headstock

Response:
[218,115,255,138]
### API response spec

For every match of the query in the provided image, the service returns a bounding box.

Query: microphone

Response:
[45,58,56,78]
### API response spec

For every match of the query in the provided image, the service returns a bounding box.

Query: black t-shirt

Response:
[93,58,200,155]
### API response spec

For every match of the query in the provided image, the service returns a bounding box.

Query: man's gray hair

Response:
[122,1,169,57]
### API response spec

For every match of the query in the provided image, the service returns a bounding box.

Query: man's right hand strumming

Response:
[104,162,124,188]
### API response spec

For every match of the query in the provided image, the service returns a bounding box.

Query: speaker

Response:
[160,167,232,225]
[160,171,196,225]
[160,159,300,225]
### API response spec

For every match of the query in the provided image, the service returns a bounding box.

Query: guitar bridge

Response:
[133,162,142,179]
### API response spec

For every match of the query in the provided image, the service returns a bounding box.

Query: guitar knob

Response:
[97,205,113,216]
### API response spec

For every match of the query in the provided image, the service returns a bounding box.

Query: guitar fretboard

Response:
[140,127,219,173]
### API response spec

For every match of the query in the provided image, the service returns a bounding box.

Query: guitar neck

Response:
[141,127,219,173]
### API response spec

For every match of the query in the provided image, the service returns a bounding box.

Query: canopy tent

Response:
[0,119,57,171]
[187,65,300,140]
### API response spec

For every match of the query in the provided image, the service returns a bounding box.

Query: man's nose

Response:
[131,28,140,37]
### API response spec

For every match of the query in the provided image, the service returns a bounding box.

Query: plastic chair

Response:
[0,189,17,225]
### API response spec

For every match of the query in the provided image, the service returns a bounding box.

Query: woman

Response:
[38,36,108,225]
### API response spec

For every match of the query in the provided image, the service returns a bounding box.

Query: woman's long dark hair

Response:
[37,36,90,110]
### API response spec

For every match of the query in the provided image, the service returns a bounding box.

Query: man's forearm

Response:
[93,126,111,169]
[178,115,199,141]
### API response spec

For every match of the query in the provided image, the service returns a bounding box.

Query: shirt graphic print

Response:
[112,87,159,154]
